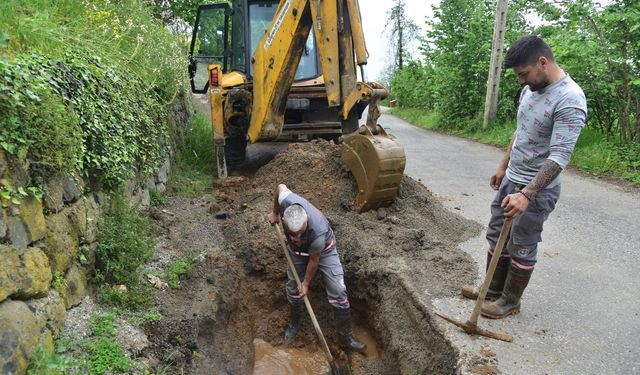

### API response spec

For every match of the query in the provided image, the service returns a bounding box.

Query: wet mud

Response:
[144,140,482,374]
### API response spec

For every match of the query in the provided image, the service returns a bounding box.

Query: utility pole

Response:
[483,0,509,129]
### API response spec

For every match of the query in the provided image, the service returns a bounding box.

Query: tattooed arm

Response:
[501,160,562,218]
[521,160,562,199]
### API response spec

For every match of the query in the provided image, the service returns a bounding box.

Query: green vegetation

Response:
[88,312,117,337]
[28,306,163,374]
[85,337,131,375]
[167,255,194,289]
[51,272,67,294]
[150,190,169,207]
[169,109,215,197]
[26,345,78,375]
[96,196,156,310]
[388,0,640,185]
[27,313,134,374]
[142,308,164,325]
[0,0,186,188]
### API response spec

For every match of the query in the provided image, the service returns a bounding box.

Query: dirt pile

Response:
[145,139,482,375]
[226,140,479,295]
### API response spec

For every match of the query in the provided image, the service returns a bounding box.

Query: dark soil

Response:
[144,139,481,374]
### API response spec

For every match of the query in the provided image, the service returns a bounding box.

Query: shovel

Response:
[435,218,514,342]
[273,224,350,375]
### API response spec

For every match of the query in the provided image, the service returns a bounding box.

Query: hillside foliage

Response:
[0,0,187,188]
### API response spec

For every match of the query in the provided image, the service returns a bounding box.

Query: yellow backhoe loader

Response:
[188,0,405,212]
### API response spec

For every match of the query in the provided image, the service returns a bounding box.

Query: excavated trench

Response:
[144,140,482,374]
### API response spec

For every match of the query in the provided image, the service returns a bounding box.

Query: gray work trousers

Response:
[486,178,560,270]
[285,247,350,309]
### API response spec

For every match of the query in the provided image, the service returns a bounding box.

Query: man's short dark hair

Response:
[504,35,555,69]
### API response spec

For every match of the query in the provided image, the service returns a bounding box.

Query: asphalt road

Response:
[379,111,640,375]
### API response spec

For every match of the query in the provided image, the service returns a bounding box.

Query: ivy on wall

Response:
[0,52,171,188]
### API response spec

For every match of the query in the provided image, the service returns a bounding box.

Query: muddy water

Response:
[253,339,330,374]
[352,326,380,359]
[253,325,382,374]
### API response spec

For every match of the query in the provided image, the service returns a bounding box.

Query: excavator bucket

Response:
[341,125,406,213]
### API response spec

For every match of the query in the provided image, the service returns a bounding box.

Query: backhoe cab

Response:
[188,0,405,212]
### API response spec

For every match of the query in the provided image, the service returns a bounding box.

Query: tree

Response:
[150,0,215,25]
[533,0,640,142]
[384,0,421,73]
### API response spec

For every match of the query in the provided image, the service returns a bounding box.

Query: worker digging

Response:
[267,183,366,353]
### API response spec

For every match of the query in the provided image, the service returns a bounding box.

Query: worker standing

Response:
[266,184,366,352]
[462,35,587,318]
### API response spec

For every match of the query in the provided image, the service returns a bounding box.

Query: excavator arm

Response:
[249,0,406,211]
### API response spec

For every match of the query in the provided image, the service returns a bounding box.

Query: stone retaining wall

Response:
[0,93,191,374]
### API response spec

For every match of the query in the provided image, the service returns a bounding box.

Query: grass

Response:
[166,255,194,289]
[150,189,169,206]
[169,109,215,197]
[167,256,191,289]
[389,106,640,185]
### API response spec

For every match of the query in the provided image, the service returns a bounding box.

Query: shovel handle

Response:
[274,224,336,367]
[469,217,513,325]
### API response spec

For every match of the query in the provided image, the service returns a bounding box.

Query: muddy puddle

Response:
[144,140,482,374]
[253,324,380,374]
[253,339,330,374]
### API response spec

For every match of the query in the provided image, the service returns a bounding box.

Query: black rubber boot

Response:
[283,302,304,342]
[461,253,510,301]
[333,307,366,352]
[481,264,534,319]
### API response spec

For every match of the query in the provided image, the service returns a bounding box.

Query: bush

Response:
[96,196,156,309]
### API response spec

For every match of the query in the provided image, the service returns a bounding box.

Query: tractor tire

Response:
[225,136,247,170]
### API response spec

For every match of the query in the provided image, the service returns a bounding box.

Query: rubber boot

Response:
[283,302,304,342]
[481,264,533,319]
[333,307,366,352]
[461,253,510,301]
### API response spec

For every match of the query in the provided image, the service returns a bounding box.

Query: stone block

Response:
[43,179,64,213]
[67,200,88,240]
[155,157,170,184]
[18,196,46,244]
[92,191,105,206]
[15,247,52,300]
[61,263,87,309]
[0,150,6,177]
[155,182,166,194]
[43,213,79,274]
[146,177,156,190]
[0,209,7,239]
[26,290,66,336]
[6,216,29,250]
[0,246,52,303]
[0,245,21,302]
[61,176,83,204]
[0,300,42,375]
[138,188,150,209]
